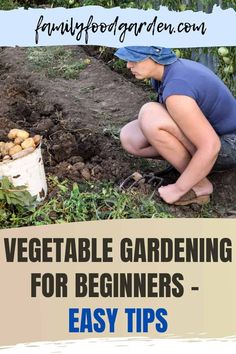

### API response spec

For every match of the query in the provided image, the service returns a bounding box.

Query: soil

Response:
[0,46,235,218]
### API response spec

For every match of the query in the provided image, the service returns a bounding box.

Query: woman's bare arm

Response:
[165,95,221,194]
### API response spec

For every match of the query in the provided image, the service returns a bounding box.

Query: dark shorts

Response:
[213,134,236,171]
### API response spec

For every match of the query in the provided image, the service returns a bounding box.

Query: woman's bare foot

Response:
[192,178,213,197]
[158,184,187,204]
[158,178,213,204]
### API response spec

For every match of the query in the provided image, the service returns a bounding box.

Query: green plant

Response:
[15,0,236,10]
[149,92,157,101]
[27,47,88,79]
[0,0,17,10]
[216,46,235,95]
[0,176,173,228]
[103,124,120,140]
[112,58,126,71]
[0,177,36,208]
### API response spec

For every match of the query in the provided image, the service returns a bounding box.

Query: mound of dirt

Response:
[0,46,149,181]
[0,46,235,217]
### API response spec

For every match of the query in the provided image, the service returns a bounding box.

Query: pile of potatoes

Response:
[0,129,41,162]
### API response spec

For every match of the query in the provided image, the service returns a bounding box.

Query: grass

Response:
[0,176,172,229]
[103,124,120,140]
[149,92,157,101]
[0,176,221,229]
[111,58,127,72]
[27,47,89,79]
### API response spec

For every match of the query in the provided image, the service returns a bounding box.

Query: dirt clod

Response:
[80,167,91,181]
[73,162,85,171]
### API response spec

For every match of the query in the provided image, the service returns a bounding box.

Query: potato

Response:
[0,142,5,153]
[21,138,35,150]
[9,144,22,156]
[1,147,8,156]
[12,147,35,160]
[33,135,41,145]
[5,142,15,151]
[8,129,19,140]
[16,130,29,140]
[14,137,24,145]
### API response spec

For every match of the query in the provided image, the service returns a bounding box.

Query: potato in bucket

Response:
[0,129,47,202]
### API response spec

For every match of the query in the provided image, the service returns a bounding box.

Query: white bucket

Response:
[0,145,47,202]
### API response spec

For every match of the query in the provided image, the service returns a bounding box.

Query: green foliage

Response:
[27,47,88,79]
[216,47,235,95]
[0,0,17,10]
[12,0,236,10]
[112,58,126,71]
[0,176,172,228]
[103,124,120,140]
[0,177,36,208]
[51,0,78,7]
[149,92,157,101]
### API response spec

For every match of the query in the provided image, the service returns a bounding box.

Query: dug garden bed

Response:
[0,45,235,225]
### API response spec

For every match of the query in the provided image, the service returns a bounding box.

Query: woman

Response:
[114,46,236,205]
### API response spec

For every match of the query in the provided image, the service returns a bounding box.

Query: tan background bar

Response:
[0,219,235,346]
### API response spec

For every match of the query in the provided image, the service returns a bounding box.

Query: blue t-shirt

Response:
[152,59,236,135]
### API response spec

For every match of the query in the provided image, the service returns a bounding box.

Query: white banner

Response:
[0,5,235,48]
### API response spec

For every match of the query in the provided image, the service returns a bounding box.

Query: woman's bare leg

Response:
[120,119,159,157]
[120,102,213,199]
[138,102,213,197]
